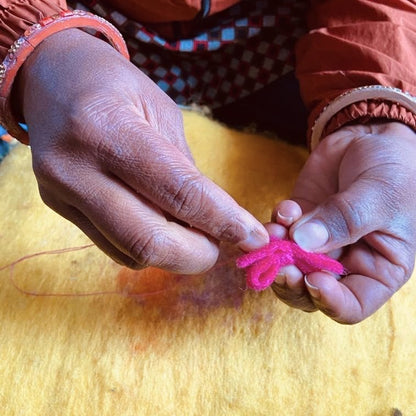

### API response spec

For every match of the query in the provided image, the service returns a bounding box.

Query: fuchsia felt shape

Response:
[236,237,345,291]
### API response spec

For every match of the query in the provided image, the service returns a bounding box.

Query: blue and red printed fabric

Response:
[68,0,307,108]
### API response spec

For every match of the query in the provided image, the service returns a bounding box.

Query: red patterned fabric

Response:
[101,0,241,23]
[68,0,307,108]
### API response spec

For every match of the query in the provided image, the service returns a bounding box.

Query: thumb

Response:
[290,180,385,252]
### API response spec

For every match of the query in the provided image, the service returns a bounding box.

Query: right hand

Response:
[17,29,268,273]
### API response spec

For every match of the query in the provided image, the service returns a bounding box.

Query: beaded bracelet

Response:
[0,10,130,145]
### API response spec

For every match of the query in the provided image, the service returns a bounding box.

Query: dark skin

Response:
[269,123,416,324]
[17,29,269,274]
[17,29,416,323]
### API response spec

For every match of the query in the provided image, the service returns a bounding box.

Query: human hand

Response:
[17,29,268,273]
[269,122,416,324]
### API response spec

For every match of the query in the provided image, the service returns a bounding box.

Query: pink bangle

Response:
[0,10,130,145]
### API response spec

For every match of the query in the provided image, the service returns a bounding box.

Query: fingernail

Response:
[238,229,269,251]
[304,276,320,299]
[277,210,294,224]
[293,220,329,251]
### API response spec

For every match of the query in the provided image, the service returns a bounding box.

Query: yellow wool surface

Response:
[0,111,415,415]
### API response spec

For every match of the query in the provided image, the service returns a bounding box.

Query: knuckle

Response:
[319,305,352,324]
[400,260,414,283]
[32,150,64,185]
[323,195,366,241]
[119,258,147,271]
[37,186,56,209]
[214,219,246,243]
[129,233,169,268]
[168,175,206,221]
[66,92,128,150]
[32,149,88,200]
[271,283,317,312]
[383,262,411,293]
[104,248,146,271]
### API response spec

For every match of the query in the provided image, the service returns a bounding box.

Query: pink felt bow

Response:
[236,237,345,291]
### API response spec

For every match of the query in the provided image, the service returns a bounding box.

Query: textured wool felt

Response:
[0,111,415,416]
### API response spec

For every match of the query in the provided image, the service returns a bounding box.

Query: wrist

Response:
[0,10,129,144]
[337,120,416,137]
[309,86,416,150]
[14,28,83,123]
[319,121,416,157]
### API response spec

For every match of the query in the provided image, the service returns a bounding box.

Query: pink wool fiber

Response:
[236,237,345,291]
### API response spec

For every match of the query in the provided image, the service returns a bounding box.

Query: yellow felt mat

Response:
[0,111,415,415]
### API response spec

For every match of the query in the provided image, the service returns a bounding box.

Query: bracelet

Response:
[0,10,130,145]
[310,85,416,150]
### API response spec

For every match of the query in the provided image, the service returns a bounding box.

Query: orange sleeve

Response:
[295,0,416,143]
[0,0,67,60]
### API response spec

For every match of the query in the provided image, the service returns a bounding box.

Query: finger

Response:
[39,189,144,269]
[271,200,303,226]
[274,265,305,291]
[41,173,222,274]
[271,264,317,312]
[304,237,412,323]
[95,114,269,251]
[264,222,288,240]
[290,178,390,253]
[290,134,348,214]
[271,284,317,312]
[304,271,396,324]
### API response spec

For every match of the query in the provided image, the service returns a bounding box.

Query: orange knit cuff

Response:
[308,86,416,150]
[322,100,416,139]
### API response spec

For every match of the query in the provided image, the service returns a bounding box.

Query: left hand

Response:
[269,122,416,324]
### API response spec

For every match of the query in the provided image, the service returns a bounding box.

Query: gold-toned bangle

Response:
[310,85,416,150]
